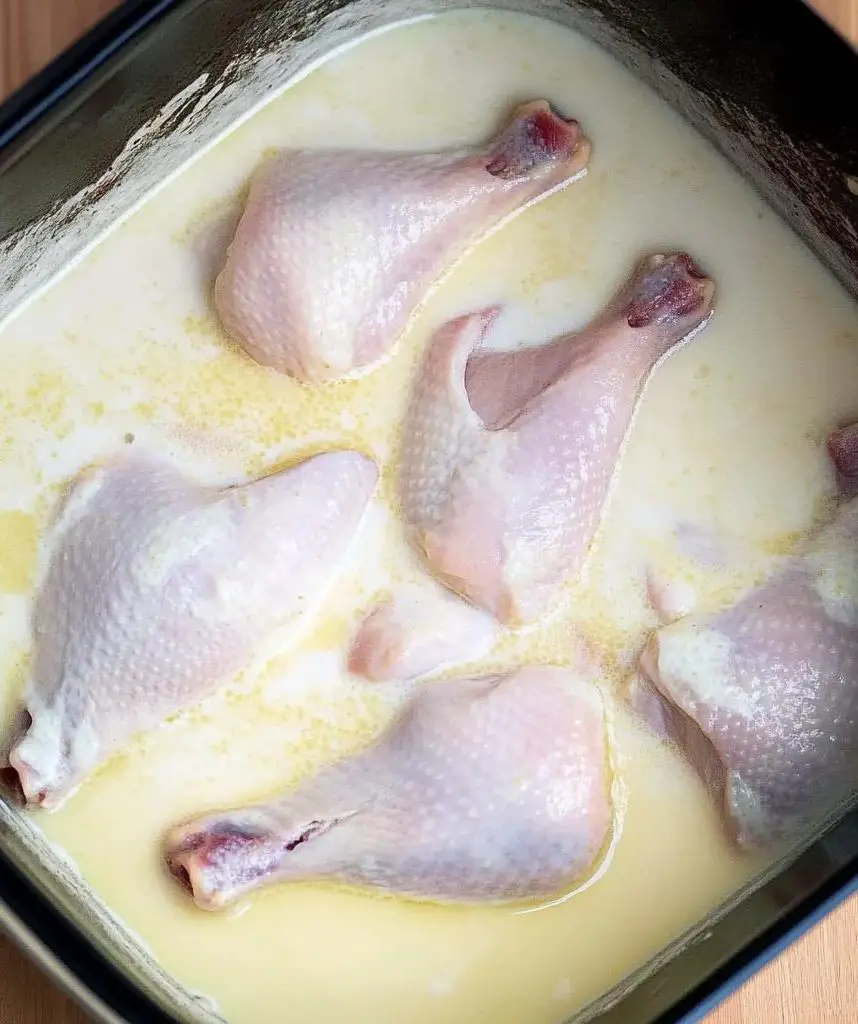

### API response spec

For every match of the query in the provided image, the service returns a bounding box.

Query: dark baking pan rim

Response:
[0,0,183,153]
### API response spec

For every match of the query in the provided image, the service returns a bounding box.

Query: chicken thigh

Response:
[7,451,377,809]
[348,583,499,683]
[165,666,610,909]
[214,101,591,382]
[400,252,715,625]
[633,426,858,848]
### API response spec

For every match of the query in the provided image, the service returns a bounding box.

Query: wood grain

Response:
[813,0,858,40]
[0,1,856,1021]
[0,0,117,98]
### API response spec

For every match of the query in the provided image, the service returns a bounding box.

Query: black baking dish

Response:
[0,1,856,1021]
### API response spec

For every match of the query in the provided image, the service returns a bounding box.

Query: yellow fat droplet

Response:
[0,511,38,594]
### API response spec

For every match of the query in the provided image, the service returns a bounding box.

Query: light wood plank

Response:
[0,0,117,97]
[814,0,858,40]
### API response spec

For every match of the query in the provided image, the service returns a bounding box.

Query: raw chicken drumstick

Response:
[6,451,377,810]
[165,666,610,909]
[400,252,715,626]
[632,423,858,848]
[215,101,591,382]
[348,582,499,683]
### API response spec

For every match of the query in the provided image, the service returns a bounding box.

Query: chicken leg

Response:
[400,252,715,625]
[165,666,610,909]
[7,450,377,809]
[632,424,858,848]
[214,101,591,382]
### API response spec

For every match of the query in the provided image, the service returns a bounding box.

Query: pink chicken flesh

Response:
[165,666,610,909]
[348,583,499,683]
[214,101,591,382]
[633,424,858,848]
[400,252,715,626]
[6,451,377,809]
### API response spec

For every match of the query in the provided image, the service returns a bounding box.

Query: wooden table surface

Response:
[1,1,857,1021]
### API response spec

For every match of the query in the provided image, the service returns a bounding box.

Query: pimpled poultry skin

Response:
[400,252,715,626]
[165,666,610,909]
[348,582,499,683]
[632,424,858,849]
[6,451,377,810]
[214,101,591,382]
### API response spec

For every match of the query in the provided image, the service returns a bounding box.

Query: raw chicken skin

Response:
[348,583,499,682]
[7,451,377,810]
[633,426,858,848]
[400,253,715,625]
[165,666,610,909]
[214,101,591,382]
[829,422,858,492]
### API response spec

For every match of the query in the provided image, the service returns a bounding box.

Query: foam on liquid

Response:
[0,10,857,1023]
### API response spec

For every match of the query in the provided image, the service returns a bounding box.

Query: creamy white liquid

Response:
[0,10,857,1024]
